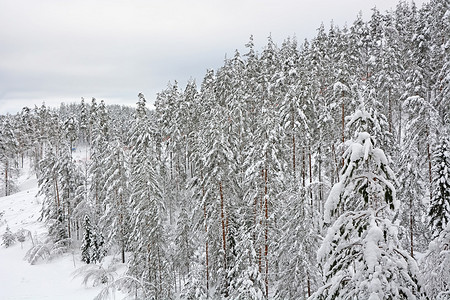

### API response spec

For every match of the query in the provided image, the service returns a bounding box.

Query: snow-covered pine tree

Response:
[174,202,195,287]
[81,215,93,264]
[436,2,450,127]
[88,99,110,222]
[79,98,89,144]
[91,228,106,264]
[81,214,106,264]
[397,141,430,257]
[47,207,69,247]
[195,70,234,298]
[228,205,266,300]
[179,250,208,300]
[428,137,450,237]
[38,147,61,222]
[398,93,439,256]
[420,222,450,299]
[63,115,78,155]
[57,146,84,239]
[0,117,18,196]
[100,138,130,264]
[310,99,427,299]
[15,107,34,168]
[127,93,173,299]
[275,187,320,299]
[2,226,16,248]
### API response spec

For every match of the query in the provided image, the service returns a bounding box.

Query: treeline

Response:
[0,0,449,299]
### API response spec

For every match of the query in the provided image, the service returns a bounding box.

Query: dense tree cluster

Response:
[1,0,449,298]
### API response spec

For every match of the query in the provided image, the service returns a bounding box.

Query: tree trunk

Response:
[4,162,8,197]
[219,181,227,270]
[318,145,323,212]
[342,93,345,167]
[54,175,60,209]
[342,94,345,145]
[398,102,402,145]
[293,134,296,180]
[427,138,432,201]
[259,169,264,273]
[219,181,228,297]
[388,89,392,134]
[170,151,173,180]
[121,239,126,264]
[307,273,311,297]
[157,246,163,299]
[409,196,414,258]
[292,111,296,180]
[201,172,209,294]
[302,147,306,188]
[332,143,339,184]
[120,192,126,263]
[67,201,71,239]
[264,167,269,298]
[309,147,313,204]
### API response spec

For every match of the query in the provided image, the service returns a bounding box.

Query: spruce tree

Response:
[0,117,18,196]
[100,138,130,264]
[428,138,450,237]
[421,223,450,299]
[310,100,427,299]
[81,215,93,264]
[2,226,16,248]
[127,93,172,298]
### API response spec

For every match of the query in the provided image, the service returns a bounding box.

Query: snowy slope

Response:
[0,161,123,300]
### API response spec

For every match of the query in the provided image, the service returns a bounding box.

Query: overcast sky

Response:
[0,0,428,115]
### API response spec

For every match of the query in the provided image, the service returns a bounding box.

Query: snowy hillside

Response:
[0,160,123,300]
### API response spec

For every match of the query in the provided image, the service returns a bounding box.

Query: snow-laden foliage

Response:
[2,226,16,248]
[24,235,72,265]
[311,102,427,299]
[429,138,450,237]
[420,223,450,300]
[324,101,397,225]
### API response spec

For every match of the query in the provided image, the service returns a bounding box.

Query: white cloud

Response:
[0,0,429,114]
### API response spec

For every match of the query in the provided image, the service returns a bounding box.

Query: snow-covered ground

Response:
[0,159,124,300]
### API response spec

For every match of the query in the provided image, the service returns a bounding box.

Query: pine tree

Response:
[81,215,93,264]
[397,143,430,256]
[91,228,106,264]
[275,188,320,299]
[174,203,195,285]
[63,115,78,155]
[100,138,130,264]
[310,100,427,299]
[428,138,450,237]
[127,93,173,298]
[2,226,16,248]
[0,117,18,196]
[79,98,89,144]
[38,148,61,222]
[88,99,110,219]
[48,208,69,246]
[420,223,450,299]
[81,215,106,264]
[15,107,34,168]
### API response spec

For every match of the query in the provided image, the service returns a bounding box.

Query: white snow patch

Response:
[364,219,383,272]
[0,160,124,300]
[324,182,343,223]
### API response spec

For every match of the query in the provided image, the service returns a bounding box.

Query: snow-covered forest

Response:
[1,0,450,299]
